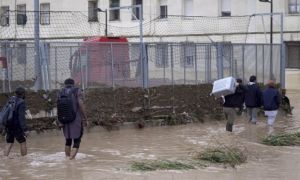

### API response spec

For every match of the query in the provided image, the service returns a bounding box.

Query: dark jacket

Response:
[7,97,27,132]
[262,87,280,111]
[223,85,246,108]
[245,83,262,108]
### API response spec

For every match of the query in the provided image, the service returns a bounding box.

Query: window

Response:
[88,1,98,22]
[156,44,169,68]
[159,0,168,18]
[109,0,120,21]
[288,0,300,14]
[181,43,195,68]
[17,44,26,64]
[40,3,50,25]
[17,4,27,25]
[184,0,193,16]
[221,0,231,16]
[0,6,9,26]
[132,0,143,20]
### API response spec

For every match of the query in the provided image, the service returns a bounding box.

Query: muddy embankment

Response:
[0,84,224,132]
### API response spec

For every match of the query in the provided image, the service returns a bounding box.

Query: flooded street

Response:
[1,89,300,180]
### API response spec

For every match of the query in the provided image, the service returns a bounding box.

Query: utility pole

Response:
[34,0,41,90]
[259,0,274,80]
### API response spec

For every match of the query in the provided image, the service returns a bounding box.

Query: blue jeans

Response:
[247,108,258,123]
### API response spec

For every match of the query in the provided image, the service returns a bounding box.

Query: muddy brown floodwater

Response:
[1,90,300,180]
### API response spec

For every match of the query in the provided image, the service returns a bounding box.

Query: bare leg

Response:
[20,142,27,156]
[65,146,71,157]
[4,143,13,156]
[69,148,79,160]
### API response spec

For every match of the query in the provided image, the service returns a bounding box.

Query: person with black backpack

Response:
[3,87,28,156]
[57,78,88,160]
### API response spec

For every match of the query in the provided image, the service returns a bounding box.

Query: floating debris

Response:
[262,132,300,146]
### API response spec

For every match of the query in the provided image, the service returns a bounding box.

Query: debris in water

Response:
[131,160,195,171]
[262,132,300,146]
[195,147,247,167]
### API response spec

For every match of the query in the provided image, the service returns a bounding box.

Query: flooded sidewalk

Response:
[1,90,300,180]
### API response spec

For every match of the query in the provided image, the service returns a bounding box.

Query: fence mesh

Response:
[0,41,282,92]
[0,11,282,43]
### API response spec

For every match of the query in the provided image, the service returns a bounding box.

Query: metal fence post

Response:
[183,45,186,85]
[55,47,57,89]
[78,47,84,90]
[208,45,211,82]
[9,47,12,92]
[216,43,223,79]
[86,45,89,89]
[280,13,285,88]
[34,0,41,91]
[163,45,166,83]
[262,45,265,84]
[242,45,245,82]
[194,44,198,84]
[110,43,115,88]
[171,44,174,86]
[255,44,258,78]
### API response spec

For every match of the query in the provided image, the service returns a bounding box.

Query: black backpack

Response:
[57,88,78,124]
[0,97,17,128]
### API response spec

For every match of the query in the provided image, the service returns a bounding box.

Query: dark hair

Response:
[64,78,75,86]
[249,75,257,82]
[236,78,242,84]
[15,87,25,98]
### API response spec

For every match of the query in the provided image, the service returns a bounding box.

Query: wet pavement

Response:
[0,90,300,180]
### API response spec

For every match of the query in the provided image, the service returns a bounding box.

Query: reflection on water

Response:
[0,90,300,180]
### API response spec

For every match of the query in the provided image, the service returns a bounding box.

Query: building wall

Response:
[0,0,299,43]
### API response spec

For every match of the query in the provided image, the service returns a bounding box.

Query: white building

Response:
[0,0,299,68]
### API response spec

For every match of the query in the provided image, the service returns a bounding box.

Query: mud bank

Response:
[0,84,223,132]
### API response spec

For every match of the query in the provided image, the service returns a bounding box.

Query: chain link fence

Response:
[0,41,282,92]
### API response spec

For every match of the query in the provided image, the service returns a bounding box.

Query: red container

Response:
[70,37,130,86]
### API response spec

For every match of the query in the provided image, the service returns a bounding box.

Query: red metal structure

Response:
[70,37,130,87]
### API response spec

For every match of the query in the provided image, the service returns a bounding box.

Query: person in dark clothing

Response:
[245,75,262,124]
[223,78,246,132]
[58,78,88,160]
[281,89,293,115]
[4,87,28,156]
[262,80,281,127]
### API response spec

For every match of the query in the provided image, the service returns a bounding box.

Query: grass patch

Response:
[195,147,247,167]
[262,132,300,146]
[131,160,195,171]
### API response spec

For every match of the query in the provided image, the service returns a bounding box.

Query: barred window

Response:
[159,0,168,19]
[132,0,143,20]
[156,44,169,68]
[288,0,300,14]
[17,44,26,64]
[17,4,27,25]
[181,43,195,68]
[109,0,120,21]
[0,6,9,26]
[40,3,50,25]
[88,1,98,22]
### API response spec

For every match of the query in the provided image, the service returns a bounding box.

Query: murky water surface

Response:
[1,90,300,180]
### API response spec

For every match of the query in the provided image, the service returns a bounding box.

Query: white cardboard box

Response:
[211,77,236,97]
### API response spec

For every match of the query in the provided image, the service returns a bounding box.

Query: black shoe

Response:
[226,123,233,132]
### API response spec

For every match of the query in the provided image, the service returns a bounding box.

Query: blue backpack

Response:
[0,97,17,128]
